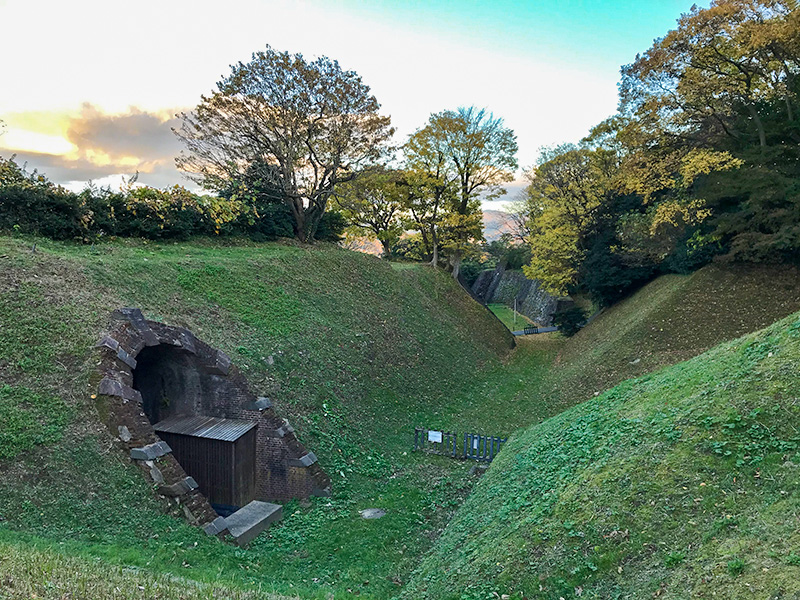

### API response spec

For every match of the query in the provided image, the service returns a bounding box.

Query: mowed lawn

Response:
[487,302,534,331]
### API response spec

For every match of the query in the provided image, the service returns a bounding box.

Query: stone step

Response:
[223,501,282,547]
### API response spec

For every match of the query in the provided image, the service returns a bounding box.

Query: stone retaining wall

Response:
[471,264,572,326]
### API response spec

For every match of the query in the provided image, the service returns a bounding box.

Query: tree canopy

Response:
[174,45,394,242]
[405,107,518,276]
[519,0,800,305]
[335,167,405,256]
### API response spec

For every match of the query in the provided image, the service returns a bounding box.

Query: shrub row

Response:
[0,157,343,242]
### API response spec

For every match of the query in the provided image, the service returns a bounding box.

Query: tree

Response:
[522,144,616,295]
[174,45,394,242]
[401,136,457,266]
[335,167,404,256]
[406,107,518,277]
[620,0,800,150]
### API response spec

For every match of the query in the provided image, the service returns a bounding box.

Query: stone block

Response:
[244,397,272,411]
[312,486,332,498]
[116,347,137,369]
[130,440,172,461]
[118,425,132,442]
[177,329,197,354]
[114,307,160,346]
[288,452,317,468]
[149,465,165,485]
[158,476,198,497]
[95,336,119,352]
[98,377,123,397]
[224,501,282,547]
[203,516,228,536]
[266,423,294,438]
[206,350,231,375]
[98,378,142,403]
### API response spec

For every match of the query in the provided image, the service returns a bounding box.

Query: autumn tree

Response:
[335,167,405,256]
[621,0,800,150]
[402,131,458,266]
[522,144,617,295]
[174,46,394,242]
[406,107,518,277]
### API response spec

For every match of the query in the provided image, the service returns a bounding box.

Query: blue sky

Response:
[342,0,693,68]
[0,0,700,200]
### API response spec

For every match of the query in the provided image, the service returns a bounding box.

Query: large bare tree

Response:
[174,46,394,241]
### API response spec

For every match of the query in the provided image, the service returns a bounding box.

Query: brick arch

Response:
[94,308,330,537]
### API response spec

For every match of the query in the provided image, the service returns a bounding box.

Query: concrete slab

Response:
[224,501,282,547]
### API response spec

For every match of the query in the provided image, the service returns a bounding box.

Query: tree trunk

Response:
[289,198,306,241]
[747,104,767,148]
[380,239,391,258]
[429,227,439,267]
[450,250,462,280]
[786,96,795,125]
[304,198,328,243]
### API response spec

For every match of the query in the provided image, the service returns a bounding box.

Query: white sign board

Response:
[427,430,443,443]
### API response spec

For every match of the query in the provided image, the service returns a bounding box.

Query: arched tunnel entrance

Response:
[96,308,331,535]
[132,343,257,513]
[133,344,205,425]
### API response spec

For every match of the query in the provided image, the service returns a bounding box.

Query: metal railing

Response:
[414,428,507,462]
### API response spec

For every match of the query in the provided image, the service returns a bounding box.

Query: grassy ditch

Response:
[405,310,800,599]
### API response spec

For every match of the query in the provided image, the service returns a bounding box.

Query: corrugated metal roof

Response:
[153,415,256,442]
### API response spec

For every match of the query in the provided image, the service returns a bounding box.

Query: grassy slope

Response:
[533,263,800,418]
[0,235,513,600]
[405,310,800,600]
[3,233,800,599]
[456,264,800,438]
[0,543,295,600]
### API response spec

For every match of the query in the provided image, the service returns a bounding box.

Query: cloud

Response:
[66,103,183,162]
[0,104,192,190]
[1,149,190,191]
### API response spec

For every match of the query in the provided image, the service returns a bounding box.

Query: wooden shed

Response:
[154,415,257,511]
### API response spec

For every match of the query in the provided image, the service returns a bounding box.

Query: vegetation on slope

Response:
[406,310,800,599]
[0,234,511,599]
[536,263,800,417]
[3,232,800,599]
[0,542,294,600]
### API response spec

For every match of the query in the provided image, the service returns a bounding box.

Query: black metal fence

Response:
[414,428,507,462]
[516,325,559,335]
[413,428,459,457]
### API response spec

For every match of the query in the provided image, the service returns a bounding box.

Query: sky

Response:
[0,0,699,208]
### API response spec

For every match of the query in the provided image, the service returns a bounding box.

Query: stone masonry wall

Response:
[95,308,331,536]
[471,265,571,326]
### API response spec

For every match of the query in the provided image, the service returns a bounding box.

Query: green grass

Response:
[0,541,294,599]
[487,303,534,331]
[404,311,800,599]
[0,235,516,599]
[527,263,800,419]
[2,234,800,599]
[0,385,71,459]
